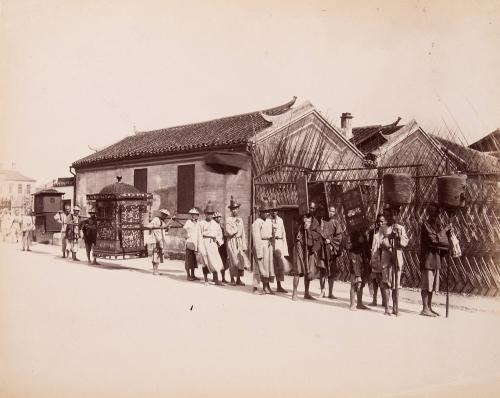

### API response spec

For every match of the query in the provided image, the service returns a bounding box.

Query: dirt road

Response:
[1,242,499,397]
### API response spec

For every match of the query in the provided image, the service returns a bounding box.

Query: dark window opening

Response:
[134,168,148,193]
[177,164,195,213]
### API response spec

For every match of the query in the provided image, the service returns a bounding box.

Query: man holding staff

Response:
[384,206,409,316]
[420,203,450,317]
[320,205,343,299]
[369,213,392,315]
[292,201,322,301]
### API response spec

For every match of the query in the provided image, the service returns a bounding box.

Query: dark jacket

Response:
[80,217,98,244]
[420,219,450,270]
[296,215,323,254]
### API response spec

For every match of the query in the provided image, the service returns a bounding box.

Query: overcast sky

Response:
[1,0,499,184]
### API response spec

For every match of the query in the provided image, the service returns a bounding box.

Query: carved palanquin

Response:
[87,178,152,258]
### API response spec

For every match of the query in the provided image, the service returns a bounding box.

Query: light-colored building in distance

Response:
[0,163,36,210]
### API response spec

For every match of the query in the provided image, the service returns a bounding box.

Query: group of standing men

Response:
[149,197,250,284]
[1,208,35,250]
[144,195,455,318]
[54,205,98,264]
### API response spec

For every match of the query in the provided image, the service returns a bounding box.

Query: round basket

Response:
[383,173,412,205]
[437,175,467,208]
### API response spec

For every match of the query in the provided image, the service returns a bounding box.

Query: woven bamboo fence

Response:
[252,122,500,296]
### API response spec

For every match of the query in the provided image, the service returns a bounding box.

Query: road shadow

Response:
[10,244,440,317]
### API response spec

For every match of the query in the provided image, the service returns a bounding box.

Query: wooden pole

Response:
[445,158,450,318]
[391,207,400,316]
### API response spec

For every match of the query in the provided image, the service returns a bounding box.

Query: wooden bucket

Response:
[383,173,412,205]
[437,175,467,208]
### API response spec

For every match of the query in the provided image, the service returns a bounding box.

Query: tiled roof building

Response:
[73,98,297,169]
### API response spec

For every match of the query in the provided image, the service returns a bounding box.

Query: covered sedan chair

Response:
[87,177,153,259]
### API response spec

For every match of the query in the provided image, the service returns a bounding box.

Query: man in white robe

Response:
[198,201,224,285]
[269,199,289,293]
[252,199,275,294]
[225,196,249,286]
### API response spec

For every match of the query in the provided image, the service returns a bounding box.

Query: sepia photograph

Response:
[1,1,499,397]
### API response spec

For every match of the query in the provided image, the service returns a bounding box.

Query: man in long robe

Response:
[269,199,289,293]
[214,211,229,283]
[198,202,224,285]
[183,208,201,281]
[420,203,450,317]
[252,200,275,294]
[225,196,249,287]
[320,206,343,299]
[292,201,323,301]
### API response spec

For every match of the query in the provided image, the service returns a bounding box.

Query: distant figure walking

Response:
[21,209,35,251]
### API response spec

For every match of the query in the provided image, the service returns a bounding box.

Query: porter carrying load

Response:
[382,173,412,206]
[382,173,412,316]
[436,174,466,317]
[437,175,466,209]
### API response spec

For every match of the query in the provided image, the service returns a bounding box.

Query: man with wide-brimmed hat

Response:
[80,206,99,265]
[66,206,82,261]
[148,208,171,275]
[252,198,275,294]
[54,204,71,258]
[198,201,224,285]
[213,211,230,283]
[225,196,249,286]
[269,199,290,293]
[292,201,323,300]
[183,207,201,281]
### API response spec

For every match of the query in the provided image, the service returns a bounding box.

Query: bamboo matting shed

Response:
[252,119,500,296]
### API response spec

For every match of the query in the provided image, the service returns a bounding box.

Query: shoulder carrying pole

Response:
[391,228,399,316]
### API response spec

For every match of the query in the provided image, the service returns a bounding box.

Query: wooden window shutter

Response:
[134,168,148,193]
[177,165,195,213]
